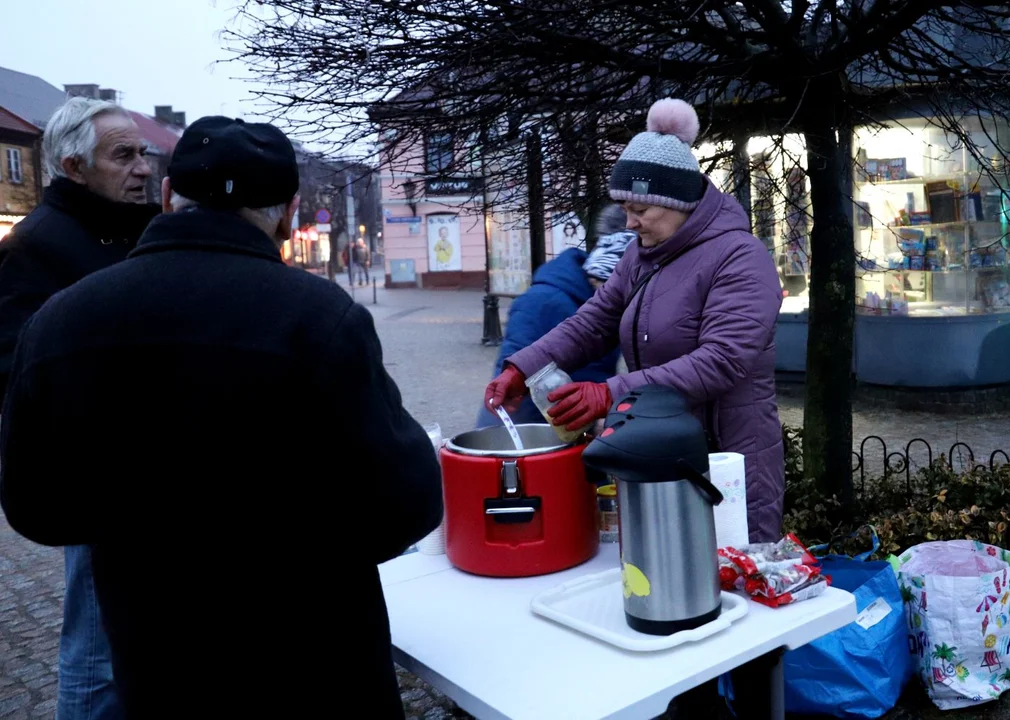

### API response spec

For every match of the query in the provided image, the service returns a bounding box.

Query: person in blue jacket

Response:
[477,205,634,428]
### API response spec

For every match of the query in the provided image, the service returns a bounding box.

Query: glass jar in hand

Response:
[525,361,593,443]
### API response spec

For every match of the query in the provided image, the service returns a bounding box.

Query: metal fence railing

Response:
[852,436,1010,494]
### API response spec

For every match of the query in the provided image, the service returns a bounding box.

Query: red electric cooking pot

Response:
[440,424,599,578]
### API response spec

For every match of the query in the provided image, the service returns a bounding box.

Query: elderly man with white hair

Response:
[0,96,159,720]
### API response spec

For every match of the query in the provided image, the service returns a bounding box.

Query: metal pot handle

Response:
[485,497,541,524]
[675,460,724,506]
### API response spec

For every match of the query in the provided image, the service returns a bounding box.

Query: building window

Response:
[425,133,454,174]
[6,149,22,184]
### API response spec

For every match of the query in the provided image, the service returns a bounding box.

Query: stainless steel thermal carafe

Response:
[582,385,724,635]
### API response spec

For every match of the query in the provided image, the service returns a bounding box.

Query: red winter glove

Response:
[547,382,612,432]
[485,365,527,413]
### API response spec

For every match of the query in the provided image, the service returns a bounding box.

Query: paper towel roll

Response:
[709,452,748,549]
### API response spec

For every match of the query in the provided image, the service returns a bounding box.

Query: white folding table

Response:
[380,544,856,720]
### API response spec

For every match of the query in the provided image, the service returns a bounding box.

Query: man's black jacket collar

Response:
[44,177,160,244]
[130,207,284,264]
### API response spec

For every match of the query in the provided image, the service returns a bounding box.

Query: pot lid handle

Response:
[675,460,724,506]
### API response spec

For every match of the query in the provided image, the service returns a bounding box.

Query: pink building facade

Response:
[379,133,587,290]
[380,136,487,288]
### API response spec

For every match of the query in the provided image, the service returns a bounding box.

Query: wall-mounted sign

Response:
[427,214,462,272]
[488,211,532,296]
[424,177,484,197]
[386,215,422,235]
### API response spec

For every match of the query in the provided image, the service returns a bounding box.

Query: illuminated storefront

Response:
[0,214,25,239]
[751,116,1010,388]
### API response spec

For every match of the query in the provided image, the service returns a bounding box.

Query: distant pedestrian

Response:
[352,237,371,285]
[0,96,158,720]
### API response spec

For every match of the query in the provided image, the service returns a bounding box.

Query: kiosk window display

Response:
[854,116,1010,318]
[763,117,1010,388]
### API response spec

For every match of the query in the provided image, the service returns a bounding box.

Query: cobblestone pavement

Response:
[0,520,61,718]
[2,281,1010,718]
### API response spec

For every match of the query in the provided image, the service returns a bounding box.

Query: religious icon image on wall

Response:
[551,213,587,255]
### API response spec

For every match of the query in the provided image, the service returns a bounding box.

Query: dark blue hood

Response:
[477,248,618,430]
[531,248,592,304]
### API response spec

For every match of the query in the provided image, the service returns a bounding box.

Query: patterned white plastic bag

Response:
[897,540,1010,710]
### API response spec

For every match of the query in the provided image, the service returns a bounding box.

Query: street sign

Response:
[315,208,331,224]
[425,177,484,197]
[316,223,332,232]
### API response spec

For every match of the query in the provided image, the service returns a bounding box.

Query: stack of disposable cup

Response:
[417,423,446,555]
[417,523,446,555]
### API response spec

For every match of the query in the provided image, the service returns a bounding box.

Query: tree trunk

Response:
[527,132,547,272]
[580,124,609,252]
[803,120,856,508]
[731,135,751,227]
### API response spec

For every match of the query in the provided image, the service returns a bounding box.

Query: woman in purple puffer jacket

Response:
[485,98,784,542]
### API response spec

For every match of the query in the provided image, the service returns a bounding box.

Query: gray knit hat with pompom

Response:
[609,99,705,212]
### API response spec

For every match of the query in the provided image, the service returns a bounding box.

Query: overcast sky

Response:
[0,0,268,123]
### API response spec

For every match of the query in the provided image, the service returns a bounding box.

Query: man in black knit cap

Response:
[0,116,443,718]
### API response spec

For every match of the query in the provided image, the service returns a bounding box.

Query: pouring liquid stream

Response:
[494,405,526,451]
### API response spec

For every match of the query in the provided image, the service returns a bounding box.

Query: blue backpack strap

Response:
[810,525,879,561]
[808,542,830,555]
[851,525,880,562]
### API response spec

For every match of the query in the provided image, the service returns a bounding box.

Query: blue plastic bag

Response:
[783,529,914,718]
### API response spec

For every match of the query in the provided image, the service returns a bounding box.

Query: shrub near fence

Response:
[782,426,1010,558]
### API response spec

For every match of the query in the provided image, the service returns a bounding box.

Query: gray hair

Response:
[42,97,131,179]
[595,204,628,237]
[169,192,287,224]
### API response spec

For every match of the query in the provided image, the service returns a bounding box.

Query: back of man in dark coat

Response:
[0,117,442,718]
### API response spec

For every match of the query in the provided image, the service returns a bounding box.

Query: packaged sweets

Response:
[718,534,830,607]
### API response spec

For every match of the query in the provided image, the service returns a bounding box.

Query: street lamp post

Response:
[481,207,502,346]
[527,131,547,274]
[480,148,502,346]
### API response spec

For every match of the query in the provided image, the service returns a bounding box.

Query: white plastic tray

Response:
[530,567,749,652]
